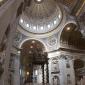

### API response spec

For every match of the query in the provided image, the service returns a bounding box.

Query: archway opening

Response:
[74,59,85,85]
[60,23,85,50]
[20,39,49,84]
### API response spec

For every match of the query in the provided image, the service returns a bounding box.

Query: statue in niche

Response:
[52,76,60,85]
[66,60,70,68]
[67,74,71,85]
[51,58,60,73]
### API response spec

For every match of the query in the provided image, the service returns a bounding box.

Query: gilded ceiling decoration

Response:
[19,0,62,34]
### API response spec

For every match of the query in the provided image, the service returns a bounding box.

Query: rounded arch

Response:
[20,39,48,67]
[19,39,49,84]
[74,58,85,84]
[52,75,60,85]
[21,39,45,51]
[19,38,48,52]
[58,21,77,45]
[59,21,77,35]
[59,22,85,50]
[60,23,78,42]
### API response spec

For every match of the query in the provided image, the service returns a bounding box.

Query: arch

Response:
[60,23,78,42]
[67,74,71,84]
[21,39,45,51]
[74,59,85,84]
[52,75,60,85]
[58,21,77,45]
[59,22,85,50]
[19,38,48,66]
[19,38,48,52]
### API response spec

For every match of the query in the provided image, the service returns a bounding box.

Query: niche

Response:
[52,75,60,85]
[67,74,71,84]
[66,60,70,68]
[51,58,60,74]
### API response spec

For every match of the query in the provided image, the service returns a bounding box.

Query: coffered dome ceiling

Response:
[19,0,62,34]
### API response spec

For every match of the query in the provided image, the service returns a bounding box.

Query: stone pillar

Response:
[48,58,52,84]
[46,61,49,84]
[30,63,33,83]
[48,54,75,85]
[3,15,17,85]
[42,64,44,84]
[13,54,20,85]
[3,27,14,85]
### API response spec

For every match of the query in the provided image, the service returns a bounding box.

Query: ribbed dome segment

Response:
[19,0,62,34]
[26,0,57,19]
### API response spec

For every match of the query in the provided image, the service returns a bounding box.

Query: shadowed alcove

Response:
[60,23,85,50]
